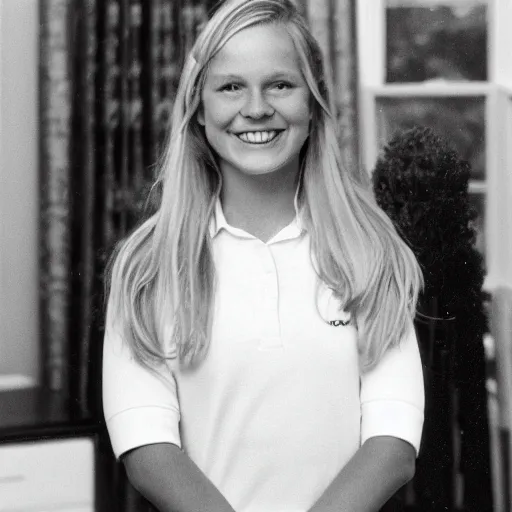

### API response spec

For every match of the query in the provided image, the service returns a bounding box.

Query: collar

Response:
[208,183,304,242]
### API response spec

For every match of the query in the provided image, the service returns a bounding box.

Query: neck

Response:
[220,159,301,232]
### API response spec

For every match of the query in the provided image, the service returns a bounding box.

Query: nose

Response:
[240,89,274,119]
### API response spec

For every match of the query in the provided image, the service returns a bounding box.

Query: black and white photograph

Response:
[0,0,510,511]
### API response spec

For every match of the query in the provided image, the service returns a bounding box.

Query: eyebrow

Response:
[209,71,301,83]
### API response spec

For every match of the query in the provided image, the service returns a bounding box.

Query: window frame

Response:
[356,0,512,291]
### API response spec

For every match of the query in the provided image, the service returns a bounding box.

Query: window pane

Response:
[386,2,488,83]
[469,192,486,257]
[376,96,486,180]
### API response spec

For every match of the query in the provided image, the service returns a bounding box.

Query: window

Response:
[357,0,512,291]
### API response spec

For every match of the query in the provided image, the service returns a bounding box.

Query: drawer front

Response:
[6,508,93,512]
[0,437,94,511]
[4,508,93,512]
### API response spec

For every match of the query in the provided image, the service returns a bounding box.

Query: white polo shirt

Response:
[103,198,424,512]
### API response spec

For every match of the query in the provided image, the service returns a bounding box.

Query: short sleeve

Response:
[360,323,425,456]
[102,306,182,460]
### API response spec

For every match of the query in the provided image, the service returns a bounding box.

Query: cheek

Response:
[285,95,311,129]
[202,107,234,155]
[203,98,236,130]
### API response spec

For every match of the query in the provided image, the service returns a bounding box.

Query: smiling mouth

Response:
[236,130,283,145]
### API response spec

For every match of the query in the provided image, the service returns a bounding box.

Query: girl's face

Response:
[199,23,311,178]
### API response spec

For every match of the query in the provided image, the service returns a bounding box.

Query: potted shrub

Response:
[372,126,492,511]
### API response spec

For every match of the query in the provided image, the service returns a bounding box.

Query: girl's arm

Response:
[123,443,236,512]
[308,436,415,512]
[103,305,235,511]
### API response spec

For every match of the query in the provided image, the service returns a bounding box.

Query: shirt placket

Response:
[257,242,282,349]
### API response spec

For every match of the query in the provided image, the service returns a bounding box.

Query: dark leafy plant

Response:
[373,126,484,320]
[373,126,492,511]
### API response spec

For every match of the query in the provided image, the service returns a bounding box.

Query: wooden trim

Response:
[356,0,385,86]
[494,0,512,86]
[469,181,488,194]
[387,0,488,5]
[367,82,493,97]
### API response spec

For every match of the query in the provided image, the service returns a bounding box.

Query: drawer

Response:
[0,437,94,511]
[14,508,93,512]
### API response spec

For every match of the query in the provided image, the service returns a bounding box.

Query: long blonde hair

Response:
[106,0,423,372]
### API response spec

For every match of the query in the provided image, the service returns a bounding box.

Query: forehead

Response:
[207,23,303,78]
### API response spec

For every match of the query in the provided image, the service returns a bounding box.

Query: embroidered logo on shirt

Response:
[329,319,351,327]
[317,282,352,327]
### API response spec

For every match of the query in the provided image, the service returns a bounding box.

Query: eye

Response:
[219,83,242,93]
[273,81,293,91]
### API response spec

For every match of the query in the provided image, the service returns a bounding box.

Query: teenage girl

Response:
[103,1,425,511]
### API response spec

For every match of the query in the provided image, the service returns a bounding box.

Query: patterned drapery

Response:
[40,0,74,397]
[306,0,359,174]
[39,0,359,509]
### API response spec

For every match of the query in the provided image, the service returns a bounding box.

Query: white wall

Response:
[0,0,39,382]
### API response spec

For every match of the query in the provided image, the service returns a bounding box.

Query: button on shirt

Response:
[103,198,425,512]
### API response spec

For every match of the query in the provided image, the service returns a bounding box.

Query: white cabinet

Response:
[0,437,95,512]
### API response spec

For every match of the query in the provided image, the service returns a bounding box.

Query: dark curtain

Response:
[40,0,211,414]
[40,1,216,509]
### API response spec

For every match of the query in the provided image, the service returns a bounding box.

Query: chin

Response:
[235,155,297,176]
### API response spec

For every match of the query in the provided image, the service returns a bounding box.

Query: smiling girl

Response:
[102,1,425,511]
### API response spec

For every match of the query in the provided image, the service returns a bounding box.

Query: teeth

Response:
[238,130,278,144]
